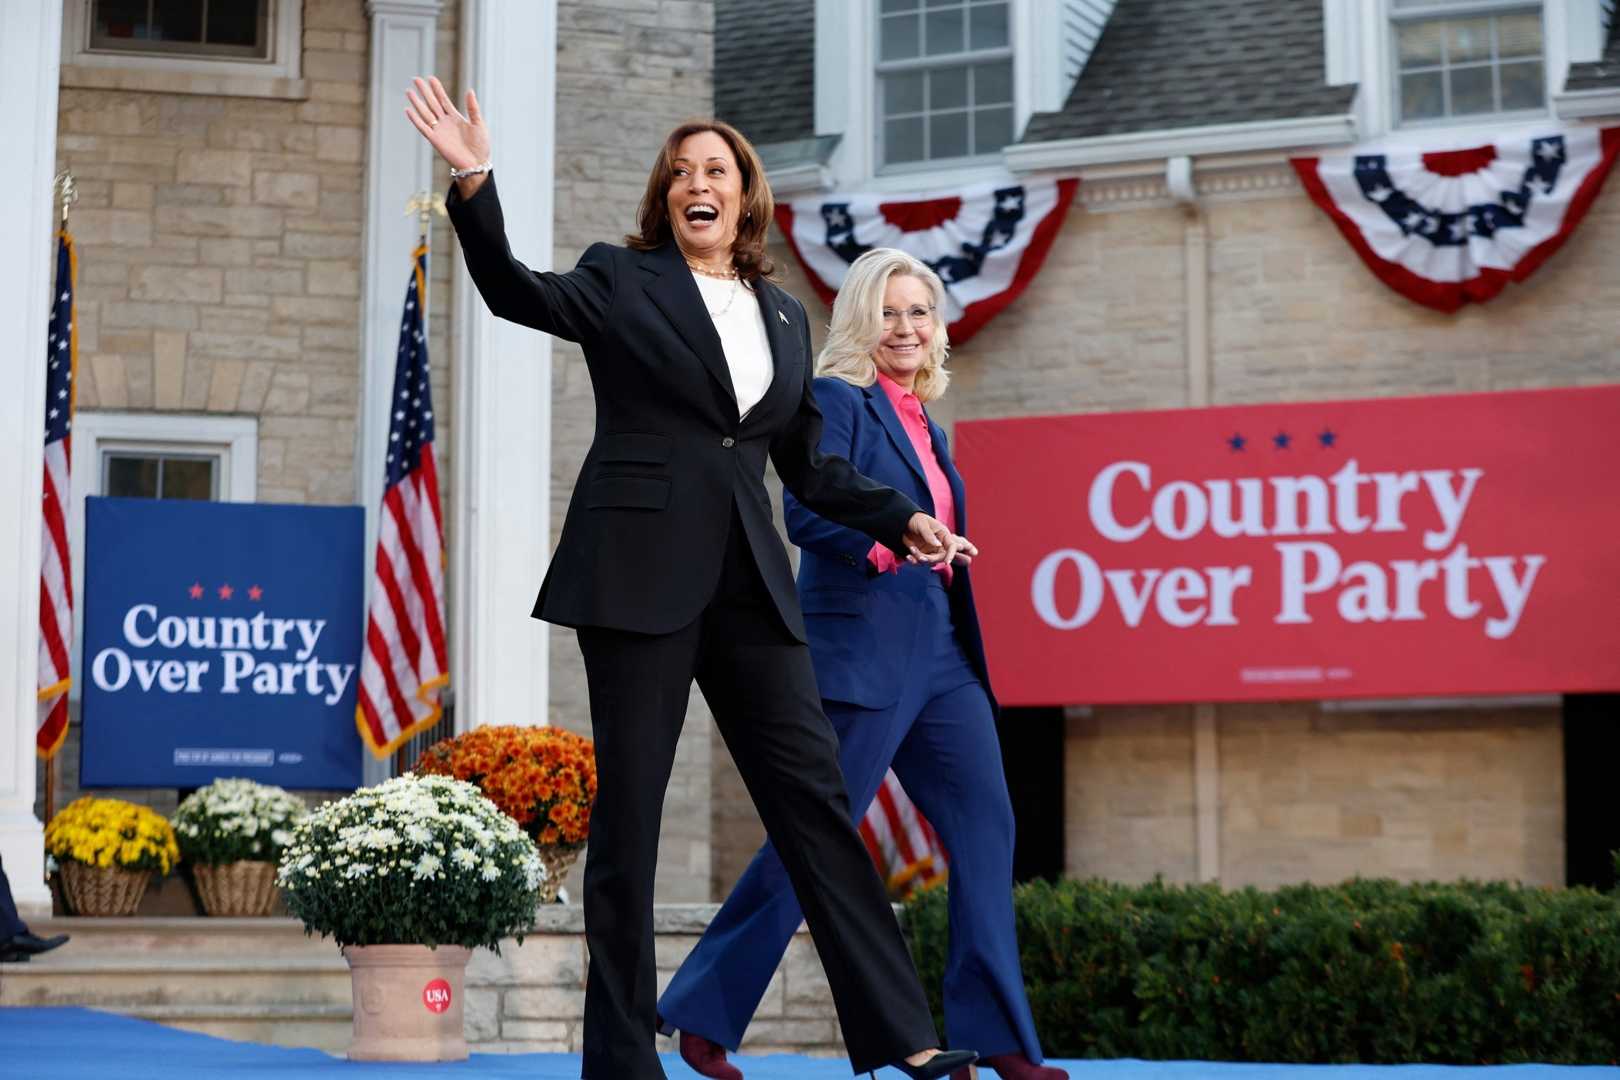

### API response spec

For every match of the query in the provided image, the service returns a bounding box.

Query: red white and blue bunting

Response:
[1293,125,1620,312]
[775,178,1079,346]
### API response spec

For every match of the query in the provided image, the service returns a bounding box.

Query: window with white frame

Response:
[1391,0,1546,126]
[65,413,257,693]
[61,0,302,88]
[877,0,1014,170]
[88,0,271,60]
[101,449,220,500]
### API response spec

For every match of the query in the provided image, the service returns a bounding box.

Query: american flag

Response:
[860,771,948,898]
[37,232,76,759]
[356,244,448,756]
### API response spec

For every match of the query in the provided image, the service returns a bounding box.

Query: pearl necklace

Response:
[697,271,741,318]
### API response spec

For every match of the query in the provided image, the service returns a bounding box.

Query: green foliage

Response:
[172,777,307,867]
[277,773,544,950]
[900,877,1620,1064]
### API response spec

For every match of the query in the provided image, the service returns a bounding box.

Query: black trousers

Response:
[575,512,939,1078]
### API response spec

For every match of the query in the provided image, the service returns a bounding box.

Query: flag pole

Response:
[43,171,77,831]
[387,193,447,779]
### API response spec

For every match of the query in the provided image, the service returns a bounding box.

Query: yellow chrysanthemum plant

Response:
[45,796,180,875]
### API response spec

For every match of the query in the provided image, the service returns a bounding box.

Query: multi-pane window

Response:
[89,0,271,61]
[1392,0,1545,125]
[878,0,1014,169]
[102,451,218,501]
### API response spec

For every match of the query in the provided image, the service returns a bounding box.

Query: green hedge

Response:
[900,878,1620,1064]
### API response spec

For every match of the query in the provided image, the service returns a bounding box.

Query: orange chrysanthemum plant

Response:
[414,724,597,902]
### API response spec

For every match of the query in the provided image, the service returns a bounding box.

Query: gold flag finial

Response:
[53,170,78,231]
[405,191,447,240]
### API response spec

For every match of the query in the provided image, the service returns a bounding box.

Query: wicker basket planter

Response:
[59,862,151,916]
[193,860,280,916]
[535,845,582,904]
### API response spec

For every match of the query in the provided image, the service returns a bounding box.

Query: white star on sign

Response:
[1367,185,1393,202]
[1535,143,1562,162]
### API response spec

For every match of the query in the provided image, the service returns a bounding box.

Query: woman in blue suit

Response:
[659,249,1065,1080]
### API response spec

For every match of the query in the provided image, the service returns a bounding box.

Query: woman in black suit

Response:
[406,77,977,1080]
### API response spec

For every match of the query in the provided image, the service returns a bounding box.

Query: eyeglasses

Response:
[881,305,934,329]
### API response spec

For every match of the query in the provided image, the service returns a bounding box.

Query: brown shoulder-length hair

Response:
[625,119,778,283]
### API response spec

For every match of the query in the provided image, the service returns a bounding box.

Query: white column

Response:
[450,0,556,731]
[359,0,443,780]
[0,1,64,916]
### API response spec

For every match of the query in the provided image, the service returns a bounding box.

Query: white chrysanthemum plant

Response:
[173,777,308,867]
[277,773,544,950]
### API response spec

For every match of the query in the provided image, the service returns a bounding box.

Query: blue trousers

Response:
[658,582,1046,1062]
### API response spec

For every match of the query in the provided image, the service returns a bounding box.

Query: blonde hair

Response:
[816,248,951,403]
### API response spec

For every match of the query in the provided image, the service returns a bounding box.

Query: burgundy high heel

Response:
[678,1030,743,1080]
[977,1053,1069,1080]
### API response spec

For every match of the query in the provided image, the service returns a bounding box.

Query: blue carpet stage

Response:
[4,1008,1618,1079]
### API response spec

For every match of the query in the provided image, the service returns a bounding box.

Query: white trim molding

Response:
[60,0,306,100]
[1005,113,1359,173]
[451,0,556,733]
[1555,86,1620,116]
[765,161,835,197]
[0,0,65,918]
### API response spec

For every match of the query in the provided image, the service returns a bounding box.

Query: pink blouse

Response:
[867,372,956,583]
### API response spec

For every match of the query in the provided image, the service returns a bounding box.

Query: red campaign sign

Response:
[955,384,1620,706]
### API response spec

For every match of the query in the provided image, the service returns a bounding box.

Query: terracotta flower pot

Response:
[341,943,471,1061]
[193,860,280,916]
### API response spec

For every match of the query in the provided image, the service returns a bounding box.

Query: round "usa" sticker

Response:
[422,978,452,1014]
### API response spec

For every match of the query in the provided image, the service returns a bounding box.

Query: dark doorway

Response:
[1564,694,1619,891]
[995,706,1066,883]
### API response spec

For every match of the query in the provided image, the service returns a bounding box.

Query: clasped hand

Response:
[903,513,977,567]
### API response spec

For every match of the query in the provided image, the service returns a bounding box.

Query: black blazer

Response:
[446,175,921,640]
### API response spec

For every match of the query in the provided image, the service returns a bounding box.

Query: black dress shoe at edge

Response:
[0,950,28,963]
[873,1049,979,1079]
[5,932,69,956]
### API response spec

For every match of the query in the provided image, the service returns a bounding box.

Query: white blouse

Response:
[693,272,773,419]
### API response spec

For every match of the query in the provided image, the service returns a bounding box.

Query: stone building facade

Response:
[704,0,1620,894]
[9,0,1617,922]
[24,0,723,905]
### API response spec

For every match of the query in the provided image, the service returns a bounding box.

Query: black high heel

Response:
[872,1049,978,1079]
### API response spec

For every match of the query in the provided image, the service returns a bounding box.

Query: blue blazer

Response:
[785,377,996,713]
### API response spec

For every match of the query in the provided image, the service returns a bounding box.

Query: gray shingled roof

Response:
[1564,15,1620,93]
[714,0,816,147]
[1022,0,1355,143]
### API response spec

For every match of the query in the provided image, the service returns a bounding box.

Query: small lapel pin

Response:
[778,310,789,325]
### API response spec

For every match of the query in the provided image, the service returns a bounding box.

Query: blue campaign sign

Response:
[80,497,365,789]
